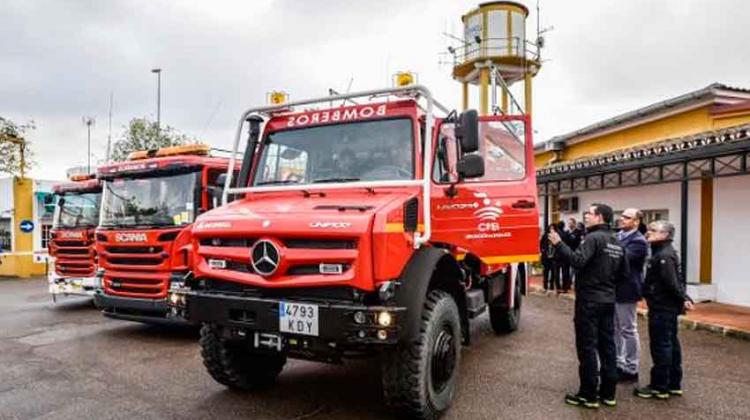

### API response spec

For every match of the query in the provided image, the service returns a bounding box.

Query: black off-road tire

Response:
[381,290,462,420]
[489,269,522,335]
[199,324,286,391]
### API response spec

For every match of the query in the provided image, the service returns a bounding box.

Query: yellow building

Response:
[0,176,58,277]
[534,83,750,307]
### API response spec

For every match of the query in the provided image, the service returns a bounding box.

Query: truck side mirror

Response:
[455,109,479,154]
[457,154,484,179]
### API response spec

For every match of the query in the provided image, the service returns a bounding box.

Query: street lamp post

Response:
[82,116,95,173]
[151,68,162,137]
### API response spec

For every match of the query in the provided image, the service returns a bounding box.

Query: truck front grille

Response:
[52,239,95,277]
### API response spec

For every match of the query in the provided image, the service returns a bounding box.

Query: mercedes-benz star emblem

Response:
[251,240,280,276]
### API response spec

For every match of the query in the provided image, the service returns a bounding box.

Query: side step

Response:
[465,289,487,319]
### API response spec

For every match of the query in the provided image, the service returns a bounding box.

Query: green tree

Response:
[110,118,200,162]
[0,116,35,177]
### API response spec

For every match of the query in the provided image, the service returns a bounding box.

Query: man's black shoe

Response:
[634,386,670,400]
[668,388,683,396]
[617,369,638,383]
[565,393,599,409]
[599,396,617,407]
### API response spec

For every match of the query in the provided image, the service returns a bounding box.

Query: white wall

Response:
[557,181,702,284]
[0,177,13,215]
[0,177,15,252]
[712,175,750,307]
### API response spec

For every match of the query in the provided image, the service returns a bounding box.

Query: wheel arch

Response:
[394,247,469,343]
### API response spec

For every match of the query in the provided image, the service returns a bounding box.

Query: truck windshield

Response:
[100,172,198,228]
[53,192,101,228]
[253,118,413,186]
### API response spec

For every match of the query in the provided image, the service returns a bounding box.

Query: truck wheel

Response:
[381,290,461,420]
[199,324,286,391]
[489,271,522,335]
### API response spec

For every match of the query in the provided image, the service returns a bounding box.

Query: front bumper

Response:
[175,290,405,359]
[94,290,190,325]
[48,273,99,297]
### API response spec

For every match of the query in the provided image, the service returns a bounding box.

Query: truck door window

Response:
[467,120,526,182]
[434,119,526,183]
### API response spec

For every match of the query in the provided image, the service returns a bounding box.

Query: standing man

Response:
[615,209,648,382]
[557,221,574,293]
[540,226,555,291]
[635,220,694,400]
[549,203,628,409]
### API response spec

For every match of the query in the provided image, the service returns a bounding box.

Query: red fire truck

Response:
[170,85,539,418]
[94,145,232,323]
[48,174,102,301]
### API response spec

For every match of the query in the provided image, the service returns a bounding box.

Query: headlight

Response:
[377,311,393,327]
[168,290,187,308]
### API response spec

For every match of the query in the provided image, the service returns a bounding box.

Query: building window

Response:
[642,209,669,225]
[0,218,11,251]
[41,224,52,250]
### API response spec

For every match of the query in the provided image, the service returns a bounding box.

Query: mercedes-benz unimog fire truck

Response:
[94,145,233,324]
[169,85,539,419]
[48,174,102,301]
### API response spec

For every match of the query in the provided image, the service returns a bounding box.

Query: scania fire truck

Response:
[169,85,539,419]
[94,145,232,323]
[48,174,102,301]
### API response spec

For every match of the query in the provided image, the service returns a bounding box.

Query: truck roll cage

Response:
[221,85,450,249]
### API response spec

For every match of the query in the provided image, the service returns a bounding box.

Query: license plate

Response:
[279,301,319,336]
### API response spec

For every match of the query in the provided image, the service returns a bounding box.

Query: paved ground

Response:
[2,277,749,420]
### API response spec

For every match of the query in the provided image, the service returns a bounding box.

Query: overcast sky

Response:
[2,0,749,180]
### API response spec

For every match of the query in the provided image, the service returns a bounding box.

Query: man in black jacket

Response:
[635,220,694,400]
[550,203,628,409]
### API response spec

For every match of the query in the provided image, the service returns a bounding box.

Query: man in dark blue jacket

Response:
[615,208,648,382]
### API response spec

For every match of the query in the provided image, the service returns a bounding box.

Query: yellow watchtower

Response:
[451,1,542,116]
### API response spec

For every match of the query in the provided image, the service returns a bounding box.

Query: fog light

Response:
[377,330,388,340]
[377,311,392,327]
[354,311,366,324]
[357,330,367,339]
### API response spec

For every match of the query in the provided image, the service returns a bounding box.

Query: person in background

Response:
[540,225,555,291]
[568,217,583,250]
[549,203,629,409]
[615,208,648,382]
[557,220,574,293]
[635,220,694,400]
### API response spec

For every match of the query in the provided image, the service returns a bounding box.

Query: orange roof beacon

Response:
[169,83,539,418]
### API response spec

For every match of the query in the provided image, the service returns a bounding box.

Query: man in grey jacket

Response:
[615,208,648,382]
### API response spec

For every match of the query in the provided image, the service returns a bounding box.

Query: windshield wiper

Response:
[312,177,360,184]
[256,180,300,186]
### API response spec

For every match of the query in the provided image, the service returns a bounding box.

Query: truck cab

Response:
[171,86,539,419]
[48,175,102,300]
[93,145,232,324]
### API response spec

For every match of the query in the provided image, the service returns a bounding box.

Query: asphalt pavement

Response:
[1,277,749,420]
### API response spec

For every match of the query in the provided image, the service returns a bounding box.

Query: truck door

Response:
[430,114,540,265]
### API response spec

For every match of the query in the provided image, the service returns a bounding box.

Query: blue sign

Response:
[19,220,34,233]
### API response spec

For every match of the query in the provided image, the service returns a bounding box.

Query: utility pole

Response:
[106,92,113,163]
[151,68,162,139]
[82,116,95,173]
